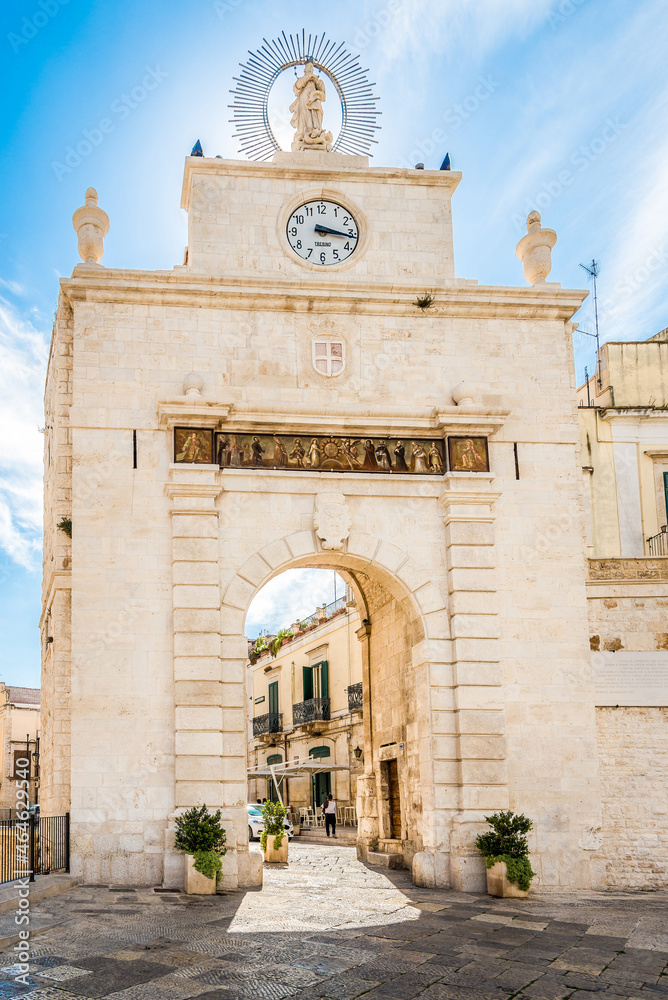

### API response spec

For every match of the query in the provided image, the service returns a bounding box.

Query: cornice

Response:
[156,398,509,438]
[40,570,72,627]
[600,407,668,421]
[158,402,233,429]
[60,269,587,321]
[180,154,462,210]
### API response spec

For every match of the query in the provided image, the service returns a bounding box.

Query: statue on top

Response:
[290,62,333,152]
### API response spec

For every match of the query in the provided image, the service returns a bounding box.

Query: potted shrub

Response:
[475,810,535,898]
[270,629,293,657]
[174,803,227,895]
[261,800,288,863]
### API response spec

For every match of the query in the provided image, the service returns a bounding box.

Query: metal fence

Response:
[252,712,283,737]
[347,682,363,712]
[647,530,668,557]
[0,814,70,885]
[292,698,330,725]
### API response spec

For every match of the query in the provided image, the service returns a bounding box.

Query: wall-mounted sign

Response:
[254,696,265,704]
[592,651,668,706]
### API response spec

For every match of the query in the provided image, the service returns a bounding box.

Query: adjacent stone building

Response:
[577,332,668,888]
[0,684,40,816]
[40,120,667,890]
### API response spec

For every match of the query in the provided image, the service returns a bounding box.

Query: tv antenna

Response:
[576,259,602,390]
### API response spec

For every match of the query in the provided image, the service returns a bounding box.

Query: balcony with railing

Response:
[292,698,330,725]
[347,682,363,713]
[252,712,283,737]
[647,528,668,557]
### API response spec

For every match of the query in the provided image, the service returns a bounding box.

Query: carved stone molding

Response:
[314,493,351,550]
[439,474,501,524]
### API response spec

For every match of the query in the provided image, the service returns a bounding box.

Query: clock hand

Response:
[314,224,352,238]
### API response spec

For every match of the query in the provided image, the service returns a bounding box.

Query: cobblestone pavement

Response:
[3,842,668,1000]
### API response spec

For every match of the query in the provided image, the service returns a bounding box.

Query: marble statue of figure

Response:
[290,62,334,152]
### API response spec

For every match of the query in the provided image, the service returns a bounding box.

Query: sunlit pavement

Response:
[2,841,668,999]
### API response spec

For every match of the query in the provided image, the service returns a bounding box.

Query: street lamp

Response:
[353,745,363,760]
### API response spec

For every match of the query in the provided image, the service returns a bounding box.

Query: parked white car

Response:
[247,804,294,841]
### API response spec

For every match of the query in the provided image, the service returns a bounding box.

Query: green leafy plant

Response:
[416,291,435,310]
[475,811,535,890]
[174,804,227,882]
[259,799,287,853]
[270,629,293,657]
[57,517,72,537]
[248,635,269,665]
[193,848,223,882]
[482,853,535,891]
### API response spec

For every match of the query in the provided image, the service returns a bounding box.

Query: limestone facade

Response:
[43,147,615,891]
[577,335,668,887]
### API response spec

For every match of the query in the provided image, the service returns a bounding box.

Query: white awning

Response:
[248,757,349,805]
[248,758,349,779]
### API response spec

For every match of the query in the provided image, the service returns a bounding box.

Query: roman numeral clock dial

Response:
[286,200,359,265]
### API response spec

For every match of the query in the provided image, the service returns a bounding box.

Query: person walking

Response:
[323,793,337,838]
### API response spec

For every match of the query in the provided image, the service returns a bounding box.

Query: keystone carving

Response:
[314,493,351,550]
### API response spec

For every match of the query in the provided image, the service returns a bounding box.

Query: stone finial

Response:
[72,187,110,265]
[515,210,557,285]
[182,372,204,397]
[451,381,476,407]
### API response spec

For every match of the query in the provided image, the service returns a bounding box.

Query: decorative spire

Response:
[191,139,204,157]
[72,188,110,266]
[515,211,557,285]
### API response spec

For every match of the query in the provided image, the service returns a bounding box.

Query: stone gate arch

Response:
[220,529,452,882]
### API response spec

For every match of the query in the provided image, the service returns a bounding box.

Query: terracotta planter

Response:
[264,833,288,863]
[185,854,216,894]
[486,860,530,898]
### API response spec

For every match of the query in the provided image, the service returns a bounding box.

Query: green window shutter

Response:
[267,754,282,765]
[268,681,279,715]
[309,745,330,759]
[664,472,668,524]
[311,660,328,698]
[303,665,313,700]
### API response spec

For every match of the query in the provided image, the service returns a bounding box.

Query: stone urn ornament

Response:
[72,187,109,265]
[515,211,557,285]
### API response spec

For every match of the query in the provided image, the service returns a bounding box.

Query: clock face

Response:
[286,200,359,266]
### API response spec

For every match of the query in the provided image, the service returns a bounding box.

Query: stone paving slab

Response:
[0,843,667,999]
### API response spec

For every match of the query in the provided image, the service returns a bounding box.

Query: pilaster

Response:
[439,473,508,891]
[165,466,225,812]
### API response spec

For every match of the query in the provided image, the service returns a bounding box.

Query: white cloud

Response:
[245,569,347,639]
[593,89,668,339]
[0,278,24,296]
[0,299,48,570]
[375,0,552,66]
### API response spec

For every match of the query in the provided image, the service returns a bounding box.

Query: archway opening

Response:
[242,558,430,868]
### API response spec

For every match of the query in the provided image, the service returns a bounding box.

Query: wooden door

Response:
[387,759,401,839]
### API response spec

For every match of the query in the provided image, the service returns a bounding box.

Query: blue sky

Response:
[1,0,666,686]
